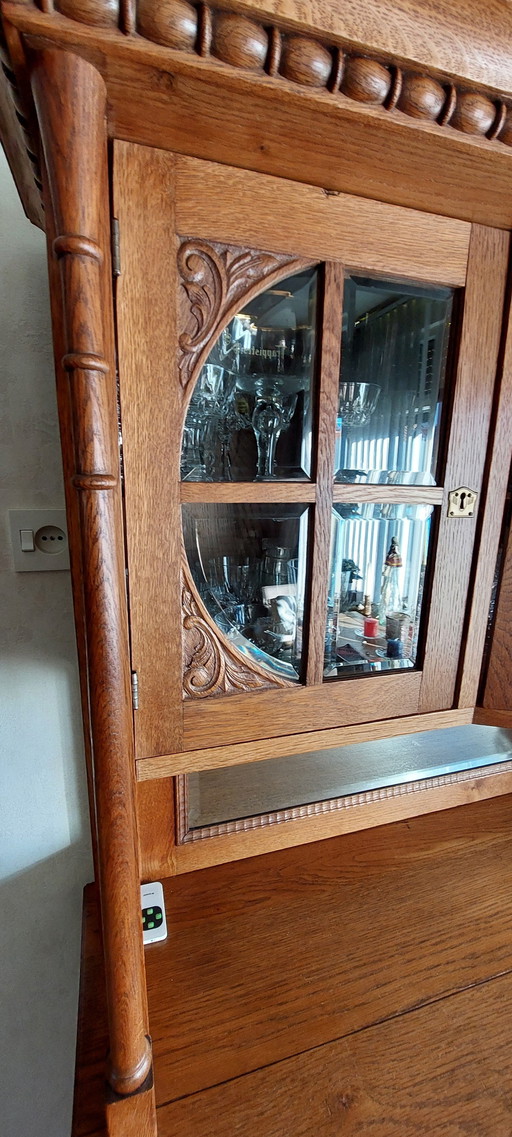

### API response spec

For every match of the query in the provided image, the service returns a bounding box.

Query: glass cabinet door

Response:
[180,266,454,689]
[117,146,508,764]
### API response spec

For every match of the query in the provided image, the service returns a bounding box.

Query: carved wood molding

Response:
[182,553,293,697]
[177,237,302,392]
[11,1,512,150]
[0,25,43,226]
[178,758,512,842]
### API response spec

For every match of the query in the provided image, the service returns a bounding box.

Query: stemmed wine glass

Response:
[334,381,381,482]
[251,381,299,480]
[235,323,313,481]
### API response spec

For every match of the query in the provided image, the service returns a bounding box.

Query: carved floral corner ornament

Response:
[182,569,292,698]
[177,239,305,697]
[177,238,307,392]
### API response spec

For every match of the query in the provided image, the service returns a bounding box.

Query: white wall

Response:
[0,150,93,1136]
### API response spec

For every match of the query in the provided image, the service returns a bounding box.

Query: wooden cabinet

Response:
[112,142,512,870]
[3,0,512,1121]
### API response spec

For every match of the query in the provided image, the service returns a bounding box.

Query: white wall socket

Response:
[9,509,70,572]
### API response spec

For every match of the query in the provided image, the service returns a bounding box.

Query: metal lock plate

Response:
[447,487,478,517]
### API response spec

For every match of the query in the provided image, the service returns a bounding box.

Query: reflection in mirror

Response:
[186,727,512,832]
[181,266,319,482]
[182,503,310,681]
[335,277,453,485]
[324,506,434,677]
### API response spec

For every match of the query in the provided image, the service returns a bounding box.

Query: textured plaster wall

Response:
[0,149,93,1136]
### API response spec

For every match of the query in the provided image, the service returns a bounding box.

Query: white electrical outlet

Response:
[141,881,167,945]
[8,509,70,572]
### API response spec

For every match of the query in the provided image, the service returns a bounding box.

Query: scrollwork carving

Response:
[182,558,293,698]
[177,238,302,390]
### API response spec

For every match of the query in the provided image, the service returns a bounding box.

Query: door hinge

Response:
[112,217,121,277]
[131,670,139,711]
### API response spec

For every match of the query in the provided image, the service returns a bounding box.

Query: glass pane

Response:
[187,726,512,829]
[181,266,319,482]
[182,503,310,681]
[335,277,453,485]
[324,506,434,678]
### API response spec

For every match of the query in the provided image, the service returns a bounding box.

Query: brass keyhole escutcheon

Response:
[447,487,478,517]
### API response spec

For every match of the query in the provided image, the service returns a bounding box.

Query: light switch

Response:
[20,529,35,552]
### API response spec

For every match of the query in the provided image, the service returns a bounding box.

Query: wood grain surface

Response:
[8,0,512,97]
[42,166,100,880]
[72,796,512,1133]
[106,56,512,230]
[458,272,512,708]
[482,522,512,713]
[0,50,43,227]
[332,484,444,504]
[106,1089,157,1137]
[306,262,343,685]
[72,885,108,1137]
[31,51,150,1096]
[7,3,512,229]
[114,141,185,757]
[475,707,512,729]
[137,778,176,882]
[72,885,156,1137]
[175,155,469,285]
[218,0,512,95]
[419,224,509,713]
[138,708,474,778]
[146,794,512,1103]
[180,482,316,502]
[183,672,422,749]
[159,971,512,1135]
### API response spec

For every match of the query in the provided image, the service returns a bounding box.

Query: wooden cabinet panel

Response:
[480,522,512,718]
[182,672,422,750]
[175,156,470,286]
[115,144,184,757]
[418,224,509,711]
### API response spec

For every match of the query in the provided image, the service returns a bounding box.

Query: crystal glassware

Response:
[334,381,381,482]
[235,323,313,480]
[181,364,236,481]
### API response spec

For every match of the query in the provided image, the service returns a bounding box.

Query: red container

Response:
[363,617,379,638]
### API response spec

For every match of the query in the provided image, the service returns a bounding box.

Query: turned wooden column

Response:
[31,48,151,1096]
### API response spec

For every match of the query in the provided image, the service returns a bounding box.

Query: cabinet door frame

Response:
[115,143,507,760]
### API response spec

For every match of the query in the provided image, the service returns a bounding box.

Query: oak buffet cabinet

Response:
[2,0,512,1131]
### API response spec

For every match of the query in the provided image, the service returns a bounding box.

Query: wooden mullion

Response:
[332,485,444,505]
[305,263,344,685]
[180,482,316,504]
